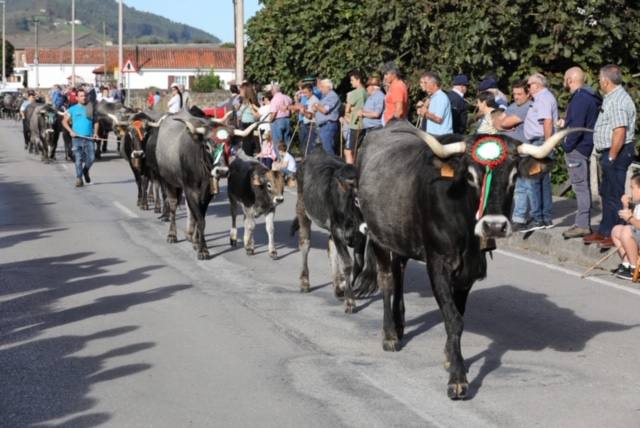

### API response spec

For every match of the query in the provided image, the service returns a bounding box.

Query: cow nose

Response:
[274,196,284,204]
[474,215,511,238]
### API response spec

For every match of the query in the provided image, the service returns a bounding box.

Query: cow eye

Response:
[266,182,272,190]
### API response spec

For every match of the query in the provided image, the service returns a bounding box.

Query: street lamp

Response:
[233,0,244,84]
[1,1,5,86]
[71,0,75,87]
[118,0,123,90]
[32,17,39,88]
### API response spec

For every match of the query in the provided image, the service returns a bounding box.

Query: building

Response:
[14,44,236,90]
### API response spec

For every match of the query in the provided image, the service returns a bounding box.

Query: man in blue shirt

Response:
[63,89,99,187]
[560,66,602,240]
[358,75,385,134]
[312,79,341,155]
[417,72,453,136]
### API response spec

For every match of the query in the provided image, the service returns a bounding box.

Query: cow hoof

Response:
[167,235,177,244]
[269,251,278,260]
[344,303,356,314]
[230,238,237,247]
[334,286,345,299]
[382,339,400,352]
[197,251,209,260]
[142,203,149,210]
[300,286,311,293]
[154,207,162,214]
[447,383,469,400]
[300,278,310,293]
[245,248,255,256]
[185,233,193,243]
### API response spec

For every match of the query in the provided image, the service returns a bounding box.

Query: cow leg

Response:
[185,202,194,243]
[134,170,143,208]
[185,191,209,259]
[391,255,408,339]
[243,207,256,256]
[327,238,344,298]
[229,197,239,247]
[166,187,180,243]
[427,254,469,400]
[140,174,150,210]
[334,237,356,313]
[265,210,277,259]
[295,193,312,292]
[371,242,399,351]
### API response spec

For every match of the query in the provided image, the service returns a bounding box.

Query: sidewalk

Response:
[499,196,621,272]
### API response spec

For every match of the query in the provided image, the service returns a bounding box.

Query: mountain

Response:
[5,0,221,49]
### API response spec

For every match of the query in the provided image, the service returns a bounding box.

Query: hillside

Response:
[6,0,221,48]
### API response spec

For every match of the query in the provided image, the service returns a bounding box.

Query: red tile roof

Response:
[24,45,235,70]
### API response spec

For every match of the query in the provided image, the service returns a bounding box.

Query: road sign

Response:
[121,59,137,74]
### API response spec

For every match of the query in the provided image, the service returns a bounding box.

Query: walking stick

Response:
[304,121,315,158]
[581,246,619,279]
[353,118,363,164]
[339,121,344,159]
[286,120,300,152]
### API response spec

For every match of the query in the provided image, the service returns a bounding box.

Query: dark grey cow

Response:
[291,149,373,313]
[28,103,63,162]
[228,155,285,258]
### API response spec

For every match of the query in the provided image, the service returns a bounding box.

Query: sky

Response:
[123,0,263,43]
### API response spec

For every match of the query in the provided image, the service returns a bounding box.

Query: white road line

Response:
[496,249,640,297]
[113,201,139,219]
[61,163,69,171]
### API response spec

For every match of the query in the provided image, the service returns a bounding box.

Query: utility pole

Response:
[102,21,107,87]
[233,0,244,83]
[71,0,76,87]
[1,1,6,86]
[118,0,123,90]
[33,18,39,88]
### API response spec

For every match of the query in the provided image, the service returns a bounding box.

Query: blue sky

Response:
[124,0,262,43]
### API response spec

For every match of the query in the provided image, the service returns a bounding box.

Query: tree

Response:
[1,41,15,79]
[191,69,223,92]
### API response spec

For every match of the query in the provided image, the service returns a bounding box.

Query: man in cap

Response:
[447,74,469,134]
[478,77,508,109]
[357,74,385,136]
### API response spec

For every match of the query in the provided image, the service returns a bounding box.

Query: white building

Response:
[16,44,236,89]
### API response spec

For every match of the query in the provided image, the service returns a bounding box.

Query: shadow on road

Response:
[0,227,67,250]
[0,251,192,426]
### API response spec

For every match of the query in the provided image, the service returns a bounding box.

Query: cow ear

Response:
[251,172,262,187]
[518,157,553,178]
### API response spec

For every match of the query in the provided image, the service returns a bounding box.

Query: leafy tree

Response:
[191,69,223,92]
[0,41,15,79]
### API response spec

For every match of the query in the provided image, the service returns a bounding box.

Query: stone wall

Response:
[127,89,230,111]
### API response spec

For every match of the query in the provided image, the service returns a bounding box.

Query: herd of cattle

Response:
[12,97,585,400]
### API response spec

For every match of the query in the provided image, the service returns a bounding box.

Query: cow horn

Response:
[234,122,260,137]
[107,113,120,126]
[56,111,65,117]
[147,121,160,128]
[517,128,593,158]
[176,118,207,136]
[210,110,233,125]
[414,128,466,158]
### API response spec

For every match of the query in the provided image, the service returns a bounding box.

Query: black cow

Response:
[95,100,136,159]
[356,120,585,399]
[228,155,285,258]
[28,103,63,161]
[291,149,375,313]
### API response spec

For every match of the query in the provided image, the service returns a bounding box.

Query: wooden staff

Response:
[581,247,620,279]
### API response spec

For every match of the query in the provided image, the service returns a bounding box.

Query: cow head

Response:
[415,128,591,244]
[334,164,366,246]
[38,106,62,139]
[252,168,285,207]
[128,120,147,170]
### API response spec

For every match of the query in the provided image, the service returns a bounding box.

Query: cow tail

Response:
[290,217,300,237]
[352,234,378,298]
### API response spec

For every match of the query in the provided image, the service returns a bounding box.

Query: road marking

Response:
[496,249,640,297]
[113,201,139,218]
[61,163,69,171]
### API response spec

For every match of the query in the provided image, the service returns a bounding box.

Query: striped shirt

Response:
[593,85,636,151]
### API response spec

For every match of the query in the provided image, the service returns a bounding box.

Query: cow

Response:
[356,120,587,399]
[290,149,375,313]
[27,103,63,161]
[154,110,258,259]
[95,100,136,159]
[227,155,285,259]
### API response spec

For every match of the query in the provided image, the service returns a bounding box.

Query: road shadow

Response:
[0,175,54,228]
[462,285,637,398]
[0,227,67,249]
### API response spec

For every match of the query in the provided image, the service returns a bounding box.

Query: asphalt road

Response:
[1,119,639,428]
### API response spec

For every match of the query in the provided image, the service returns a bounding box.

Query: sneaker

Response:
[562,226,591,240]
[512,222,529,233]
[610,263,625,274]
[75,178,83,188]
[543,220,554,229]
[615,266,634,281]
[82,167,91,184]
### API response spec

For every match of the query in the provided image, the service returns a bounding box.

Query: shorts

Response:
[346,128,365,150]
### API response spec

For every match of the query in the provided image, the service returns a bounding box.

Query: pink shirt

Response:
[258,140,277,160]
[270,92,292,119]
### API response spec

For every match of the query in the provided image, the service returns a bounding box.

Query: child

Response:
[611,173,640,280]
[273,143,297,186]
[257,130,277,169]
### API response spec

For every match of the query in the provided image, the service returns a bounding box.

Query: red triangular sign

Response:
[121,59,137,73]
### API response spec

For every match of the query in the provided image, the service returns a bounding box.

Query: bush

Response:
[191,69,223,93]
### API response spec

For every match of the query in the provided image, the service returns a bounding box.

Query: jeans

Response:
[72,137,94,178]
[299,122,317,157]
[566,150,591,229]
[512,177,531,224]
[598,143,635,236]
[318,121,338,155]
[271,118,291,148]
[527,137,553,223]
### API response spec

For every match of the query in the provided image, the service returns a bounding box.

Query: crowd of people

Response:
[241,62,636,279]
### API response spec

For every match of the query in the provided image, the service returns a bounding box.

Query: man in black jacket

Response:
[447,74,469,134]
[560,66,602,239]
